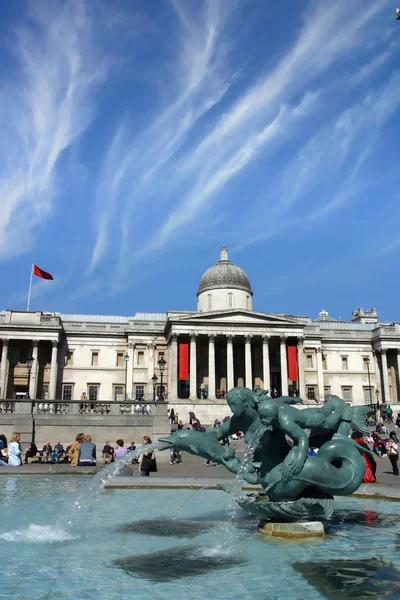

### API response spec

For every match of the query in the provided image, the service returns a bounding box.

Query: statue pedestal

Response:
[258,521,325,539]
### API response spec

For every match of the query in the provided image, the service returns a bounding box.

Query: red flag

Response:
[33,264,53,280]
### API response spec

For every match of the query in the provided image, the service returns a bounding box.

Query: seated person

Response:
[41,442,53,462]
[102,441,114,464]
[78,435,96,466]
[50,441,64,464]
[24,442,38,464]
[0,434,8,465]
[376,422,389,434]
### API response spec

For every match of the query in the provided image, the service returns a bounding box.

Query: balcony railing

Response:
[0,402,16,414]
[0,400,165,417]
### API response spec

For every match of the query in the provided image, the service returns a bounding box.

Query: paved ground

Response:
[1,439,399,487]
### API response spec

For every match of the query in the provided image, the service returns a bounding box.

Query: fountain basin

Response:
[1,476,400,599]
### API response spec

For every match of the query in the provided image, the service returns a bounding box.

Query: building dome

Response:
[197,246,253,296]
[197,247,253,312]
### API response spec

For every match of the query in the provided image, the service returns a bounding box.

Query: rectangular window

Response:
[114,386,124,402]
[363,357,370,371]
[324,386,331,398]
[88,385,99,401]
[62,384,73,401]
[322,354,327,370]
[41,384,49,400]
[363,387,372,404]
[116,352,124,367]
[306,386,316,400]
[91,352,98,367]
[341,356,348,370]
[306,354,313,368]
[342,387,352,402]
[135,385,145,400]
[137,351,144,366]
[66,351,73,366]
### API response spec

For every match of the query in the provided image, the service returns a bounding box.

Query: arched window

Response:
[246,295,250,310]
[207,294,212,311]
[227,293,233,308]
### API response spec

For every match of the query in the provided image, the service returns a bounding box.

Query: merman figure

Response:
[257,394,369,482]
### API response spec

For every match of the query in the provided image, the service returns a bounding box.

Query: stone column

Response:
[189,333,197,400]
[227,334,234,392]
[29,341,39,399]
[49,340,59,400]
[262,335,270,392]
[170,334,178,399]
[280,336,288,396]
[316,347,324,404]
[126,343,134,399]
[396,349,400,404]
[208,334,216,400]
[297,336,306,399]
[373,350,382,398]
[380,349,390,404]
[0,339,9,399]
[147,342,155,389]
[245,335,253,390]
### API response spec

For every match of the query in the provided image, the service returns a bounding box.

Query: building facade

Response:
[1,247,400,423]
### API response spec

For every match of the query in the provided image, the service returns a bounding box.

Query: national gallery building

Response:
[1,247,400,421]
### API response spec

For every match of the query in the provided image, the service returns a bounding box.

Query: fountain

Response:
[1,387,400,599]
[159,387,372,535]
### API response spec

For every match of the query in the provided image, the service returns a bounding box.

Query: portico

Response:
[165,309,306,401]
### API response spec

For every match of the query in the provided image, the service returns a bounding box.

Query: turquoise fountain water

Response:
[1,442,400,600]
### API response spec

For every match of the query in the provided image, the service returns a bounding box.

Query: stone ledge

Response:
[258,521,325,538]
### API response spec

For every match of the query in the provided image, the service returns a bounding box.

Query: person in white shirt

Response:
[8,432,22,466]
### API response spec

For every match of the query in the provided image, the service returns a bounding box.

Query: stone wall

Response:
[0,401,171,461]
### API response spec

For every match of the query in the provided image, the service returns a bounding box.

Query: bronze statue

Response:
[160,387,372,521]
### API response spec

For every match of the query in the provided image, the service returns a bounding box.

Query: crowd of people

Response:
[0,432,158,475]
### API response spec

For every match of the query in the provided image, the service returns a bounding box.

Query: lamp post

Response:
[158,356,166,401]
[25,354,34,444]
[365,357,372,409]
[26,354,34,400]
[124,351,129,400]
[151,373,158,402]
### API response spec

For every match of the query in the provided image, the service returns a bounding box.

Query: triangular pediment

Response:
[170,309,301,326]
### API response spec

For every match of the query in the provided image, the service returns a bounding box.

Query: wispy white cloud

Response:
[89,0,239,275]
[232,71,400,251]
[142,0,391,255]
[0,1,107,260]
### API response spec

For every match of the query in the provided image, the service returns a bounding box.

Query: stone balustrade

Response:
[0,400,170,456]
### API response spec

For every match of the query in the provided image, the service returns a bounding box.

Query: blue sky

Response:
[1,0,399,321]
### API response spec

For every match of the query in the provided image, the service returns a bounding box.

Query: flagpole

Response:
[27,264,33,311]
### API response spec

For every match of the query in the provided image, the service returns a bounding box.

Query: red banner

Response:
[287,345,298,381]
[179,343,189,380]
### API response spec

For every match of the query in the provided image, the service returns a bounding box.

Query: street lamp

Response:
[158,356,166,401]
[151,373,158,401]
[365,357,372,409]
[26,354,34,400]
[124,351,129,400]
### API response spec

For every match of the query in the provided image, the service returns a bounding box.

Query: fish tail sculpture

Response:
[265,434,367,501]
